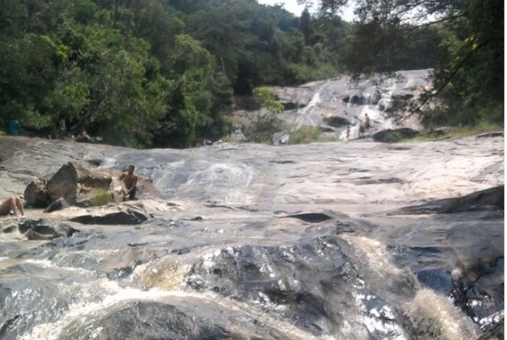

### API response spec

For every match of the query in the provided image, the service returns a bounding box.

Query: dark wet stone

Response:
[171,247,191,255]
[43,197,70,213]
[57,299,291,340]
[186,237,396,337]
[439,186,504,213]
[285,212,334,223]
[358,177,403,185]
[478,318,504,339]
[373,128,420,142]
[323,116,351,127]
[476,131,504,138]
[393,186,504,215]
[105,266,134,280]
[24,178,51,208]
[282,102,298,110]
[17,219,79,240]
[0,314,21,339]
[269,160,296,164]
[86,159,103,167]
[69,209,148,225]
[416,269,453,295]
[333,219,376,234]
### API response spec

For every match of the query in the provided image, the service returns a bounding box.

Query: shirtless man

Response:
[119,165,138,200]
[0,196,24,216]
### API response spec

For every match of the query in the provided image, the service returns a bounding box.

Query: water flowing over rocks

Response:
[271,70,430,140]
[0,133,503,340]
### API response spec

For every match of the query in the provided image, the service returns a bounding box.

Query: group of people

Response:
[1,165,139,217]
[51,118,99,143]
[345,113,372,140]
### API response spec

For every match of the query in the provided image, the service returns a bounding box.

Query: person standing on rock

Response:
[364,113,371,131]
[0,196,24,216]
[58,118,67,140]
[119,165,138,200]
[359,121,365,138]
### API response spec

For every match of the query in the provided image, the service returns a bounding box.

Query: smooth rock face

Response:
[272,69,430,139]
[0,134,503,340]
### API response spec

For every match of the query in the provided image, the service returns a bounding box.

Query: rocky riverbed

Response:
[0,134,503,340]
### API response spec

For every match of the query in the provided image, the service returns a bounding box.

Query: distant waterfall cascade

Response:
[276,70,430,140]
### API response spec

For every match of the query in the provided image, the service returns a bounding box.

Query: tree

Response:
[243,87,284,143]
[303,0,504,127]
[153,34,233,148]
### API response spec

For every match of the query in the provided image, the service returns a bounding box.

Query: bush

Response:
[383,131,404,143]
[288,126,321,144]
[90,189,113,206]
[243,112,284,144]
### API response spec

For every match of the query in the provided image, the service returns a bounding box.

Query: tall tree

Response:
[303,0,504,127]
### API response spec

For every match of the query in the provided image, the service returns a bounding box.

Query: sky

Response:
[256,0,306,15]
[256,0,355,20]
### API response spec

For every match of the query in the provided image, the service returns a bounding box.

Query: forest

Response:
[0,0,503,148]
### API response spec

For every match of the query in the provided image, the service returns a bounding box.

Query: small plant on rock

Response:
[243,87,284,144]
[90,189,113,206]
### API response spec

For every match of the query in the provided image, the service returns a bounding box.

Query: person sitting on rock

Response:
[119,165,138,200]
[0,196,24,216]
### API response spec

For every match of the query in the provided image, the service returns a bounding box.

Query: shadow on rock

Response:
[390,186,504,215]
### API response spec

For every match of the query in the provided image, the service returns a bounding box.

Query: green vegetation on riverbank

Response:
[0,0,502,148]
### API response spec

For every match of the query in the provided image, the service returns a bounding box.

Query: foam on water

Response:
[342,235,481,340]
[20,278,332,340]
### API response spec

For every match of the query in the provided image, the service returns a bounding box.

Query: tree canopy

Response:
[304,0,504,126]
[0,0,501,148]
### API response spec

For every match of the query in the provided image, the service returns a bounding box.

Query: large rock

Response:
[372,128,420,142]
[24,162,163,210]
[24,178,51,208]
[47,162,112,205]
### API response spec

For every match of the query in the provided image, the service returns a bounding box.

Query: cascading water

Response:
[276,70,428,140]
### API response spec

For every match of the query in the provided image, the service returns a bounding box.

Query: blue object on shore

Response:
[8,119,20,135]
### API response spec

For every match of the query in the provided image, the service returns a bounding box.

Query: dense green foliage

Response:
[0,0,499,148]
[310,0,504,128]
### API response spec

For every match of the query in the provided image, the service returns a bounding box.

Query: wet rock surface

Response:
[272,70,429,140]
[0,134,503,340]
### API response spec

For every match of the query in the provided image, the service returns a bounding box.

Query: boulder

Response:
[24,162,163,210]
[47,162,113,206]
[372,128,419,142]
[24,178,51,208]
